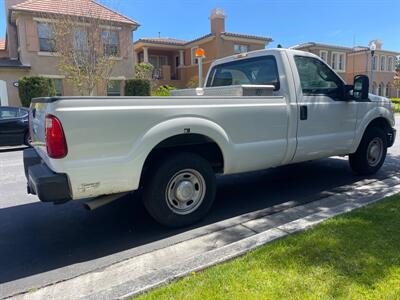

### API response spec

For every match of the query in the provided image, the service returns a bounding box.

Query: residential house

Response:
[293,40,400,98]
[133,9,272,88]
[0,0,139,107]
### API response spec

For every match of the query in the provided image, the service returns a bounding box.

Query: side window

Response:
[0,108,18,120]
[294,56,343,96]
[206,56,280,90]
[18,108,28,117]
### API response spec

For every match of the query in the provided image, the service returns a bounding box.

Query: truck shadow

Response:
[0,154,399,294]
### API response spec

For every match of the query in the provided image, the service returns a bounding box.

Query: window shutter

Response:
[25,19,39,52]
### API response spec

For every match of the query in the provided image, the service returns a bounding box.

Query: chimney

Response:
[210,8,226,34]
[369,39,383,50]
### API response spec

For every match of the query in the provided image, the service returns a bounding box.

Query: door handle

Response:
[300,105,308,120]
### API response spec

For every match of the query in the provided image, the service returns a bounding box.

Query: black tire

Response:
[349,127,387,175]
[24,131,31,147]
[142,152,216,228]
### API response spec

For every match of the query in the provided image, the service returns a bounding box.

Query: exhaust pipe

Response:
[84,192,128,211]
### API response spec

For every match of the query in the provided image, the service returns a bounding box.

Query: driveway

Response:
[1,116,399,298]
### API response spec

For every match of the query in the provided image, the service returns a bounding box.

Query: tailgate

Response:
[30,100,49,149]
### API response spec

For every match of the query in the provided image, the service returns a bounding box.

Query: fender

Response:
[127,117,232,190]
[350,106,394,153]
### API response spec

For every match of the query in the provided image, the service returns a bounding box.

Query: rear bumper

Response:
[388,128,396,148]
[23,148,71,203]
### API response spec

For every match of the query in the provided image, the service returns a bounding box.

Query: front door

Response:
[292,55,357,162]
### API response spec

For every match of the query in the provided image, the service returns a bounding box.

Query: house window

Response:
[380,56,386,71]
[73,28,88,51]
[378,82,384,96]
[53,79,63,96]
[102,30,119,56]
[234,44,249,54]
[107,80,121,96]
[386,84,390,97]
[331,52,346,72]
[37,22,56,52]
[319,50,328,62]
[387,57,393,72]
[372,56,378,71]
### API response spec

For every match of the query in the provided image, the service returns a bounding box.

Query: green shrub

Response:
[125,79,151,96]
[390,98,400,104]
[152,85,176,96]
[18,76,56,107]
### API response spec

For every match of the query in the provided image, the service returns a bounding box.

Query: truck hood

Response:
[368,93,390,103]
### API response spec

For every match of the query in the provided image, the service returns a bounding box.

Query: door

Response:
[0,80,8,106]
[0,107,28,146]
[292,55,357,162]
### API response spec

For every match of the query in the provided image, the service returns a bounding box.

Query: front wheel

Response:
[143,153,216,227]
[349,127,387,175]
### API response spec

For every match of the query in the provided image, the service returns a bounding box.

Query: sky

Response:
[1,0,399,51]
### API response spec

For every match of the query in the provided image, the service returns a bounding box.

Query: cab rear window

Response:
[206,55,280,90]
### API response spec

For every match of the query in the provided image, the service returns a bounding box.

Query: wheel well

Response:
[364,117,393,145]
[366,117,391,134]
[140,134,224,186]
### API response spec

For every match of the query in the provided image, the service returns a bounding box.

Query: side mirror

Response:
[353,75,369,100]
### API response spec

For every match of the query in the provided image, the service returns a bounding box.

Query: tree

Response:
[135,62,154,80]
[393,56,400,90]
[39,3,132,96]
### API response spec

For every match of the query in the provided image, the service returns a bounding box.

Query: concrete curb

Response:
[8,175,400,300]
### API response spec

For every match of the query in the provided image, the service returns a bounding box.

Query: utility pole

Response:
[369,42,376,93]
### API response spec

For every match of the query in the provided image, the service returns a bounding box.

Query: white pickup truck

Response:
[24,48,396,227]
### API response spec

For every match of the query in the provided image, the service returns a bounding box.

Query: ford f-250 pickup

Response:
[24,48,396,227]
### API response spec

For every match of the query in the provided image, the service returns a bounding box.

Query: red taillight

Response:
[45,114,68,159]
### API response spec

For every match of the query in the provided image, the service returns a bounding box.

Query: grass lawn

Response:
[137,194,400,300]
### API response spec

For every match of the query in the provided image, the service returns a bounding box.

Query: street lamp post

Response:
[369,42,376,93]
[195,48,206,88]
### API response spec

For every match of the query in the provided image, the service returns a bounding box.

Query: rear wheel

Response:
[349,127,387,175]
[24,132,31,147]
[142,153,216,228]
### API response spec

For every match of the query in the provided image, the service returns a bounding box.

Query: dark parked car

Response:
[0,106,30,147]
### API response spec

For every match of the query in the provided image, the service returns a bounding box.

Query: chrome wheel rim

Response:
[367,137,383,167]
[165,169,206,215]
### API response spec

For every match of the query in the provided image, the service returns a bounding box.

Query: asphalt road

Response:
[1,116,399,298]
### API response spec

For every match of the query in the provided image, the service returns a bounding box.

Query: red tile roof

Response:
[0,39,6,50]
[11,0,139,26]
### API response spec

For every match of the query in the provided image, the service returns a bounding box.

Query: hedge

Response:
[152,85,176,96]
[125,79,151,96]
[18,76,56,107]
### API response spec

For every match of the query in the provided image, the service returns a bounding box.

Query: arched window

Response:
[386,84,391,97]
[387,57,393,72]
[372,82,378,95]
[380,56,386,71]
[378,83,384,96]
[372,56,378,71]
